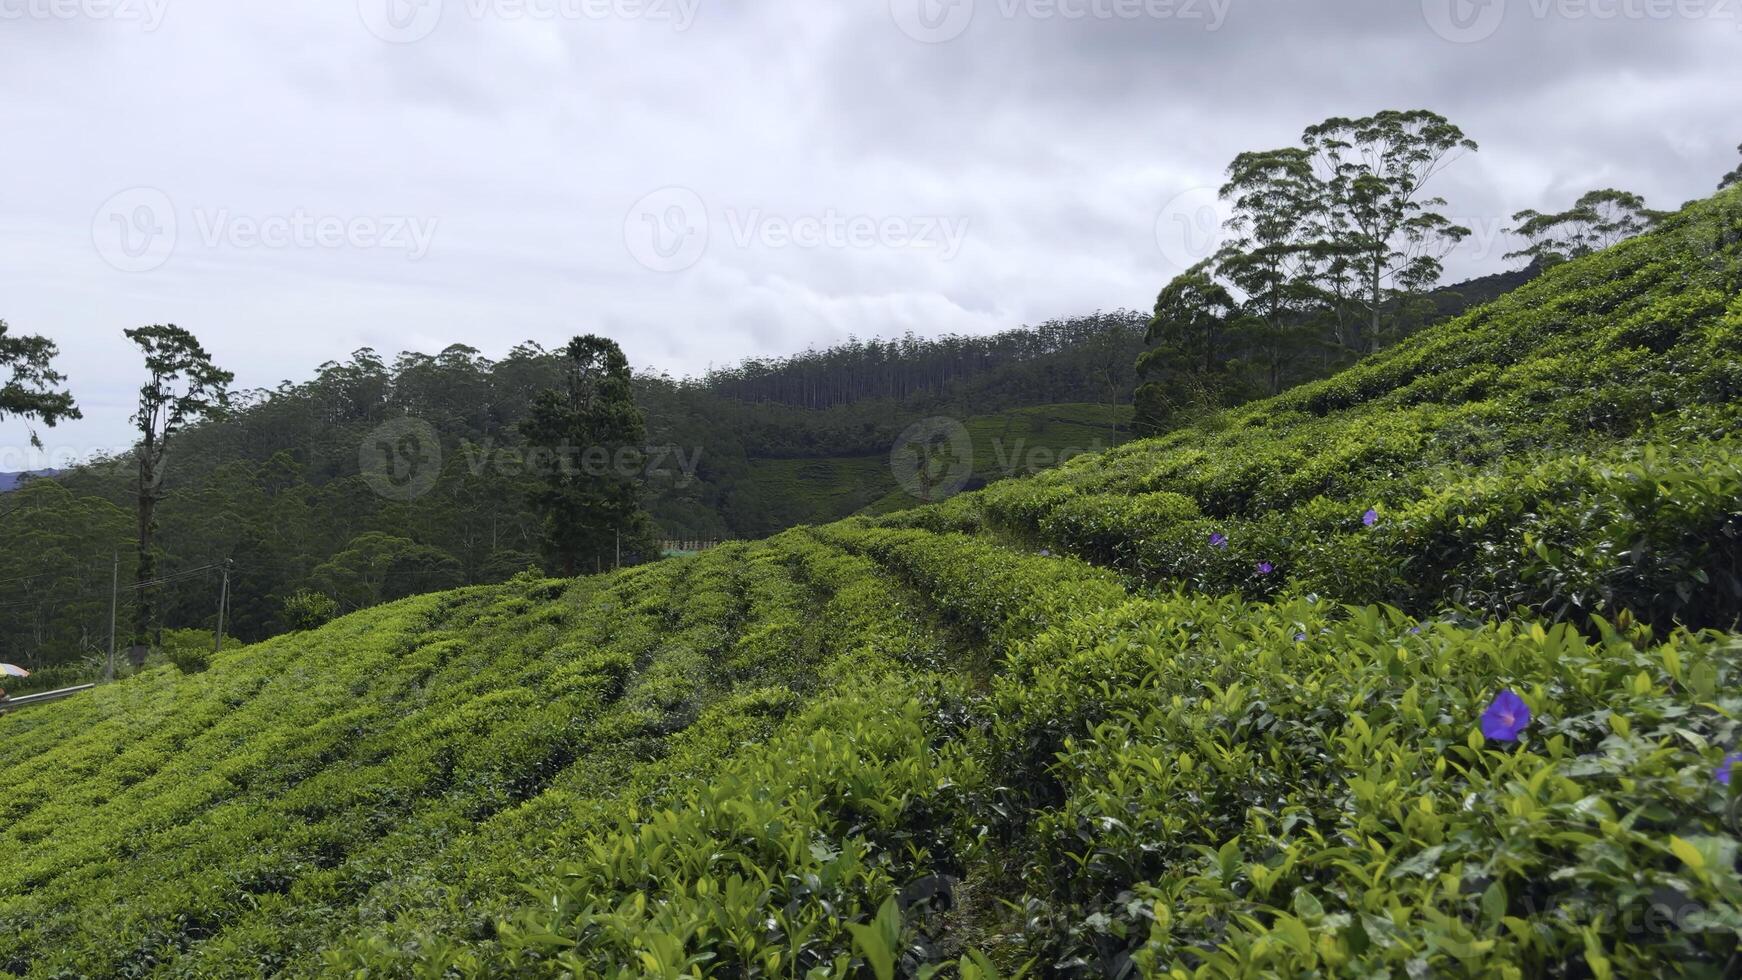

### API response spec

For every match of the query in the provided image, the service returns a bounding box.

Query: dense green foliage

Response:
[517,335,659,575]
[0,319,78,450]
[1507,189,1668,268]
[0,315,1143,674]
[1,189,1739,977]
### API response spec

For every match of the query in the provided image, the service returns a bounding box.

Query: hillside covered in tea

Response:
[2,190,1741,977]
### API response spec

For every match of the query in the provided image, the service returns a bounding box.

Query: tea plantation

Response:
[3,190,1741,977]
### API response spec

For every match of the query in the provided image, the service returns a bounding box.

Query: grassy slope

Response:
[0,192,1739,977]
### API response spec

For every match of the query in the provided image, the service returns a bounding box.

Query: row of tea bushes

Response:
[954,434,1742,630]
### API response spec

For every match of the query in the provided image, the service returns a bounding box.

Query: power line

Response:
[0,561,116,589]
[0,562,222,611]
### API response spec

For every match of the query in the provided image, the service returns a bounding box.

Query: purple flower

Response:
[1210,532,1229,549]
[1408,626,1422,635]
[1295,632,1308,642]
[1479,690,1532,742]
[1256,561,1274,576]
[1363,508,1380,528]
[1718,752,1742,786]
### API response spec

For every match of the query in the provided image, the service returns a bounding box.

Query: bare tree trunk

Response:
[1368,259,1383,353]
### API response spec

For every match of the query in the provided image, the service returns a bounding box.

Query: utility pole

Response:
[615,529,621,570]
[213,560,232,654]
[105,550,119,682]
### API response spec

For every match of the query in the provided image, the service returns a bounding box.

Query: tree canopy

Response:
[1507,189,1668,267]
[1135,109,1479,431]
[0,319,79,449]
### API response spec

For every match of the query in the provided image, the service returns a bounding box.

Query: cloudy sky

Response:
[2,0,1737,466]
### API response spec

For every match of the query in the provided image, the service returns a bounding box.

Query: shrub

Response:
[281,589,339,632]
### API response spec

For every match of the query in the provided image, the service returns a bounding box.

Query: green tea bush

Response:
[282,588,339,632]
[989,598,1742,977]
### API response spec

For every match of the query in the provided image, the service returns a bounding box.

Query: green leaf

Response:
[1481,880,1508,930]
[847,899,901,980]
[1670,836,1707,875]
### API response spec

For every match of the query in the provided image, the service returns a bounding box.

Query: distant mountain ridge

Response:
[0,470,58,492]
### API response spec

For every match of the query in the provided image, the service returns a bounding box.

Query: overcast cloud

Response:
[2,0,1737,467]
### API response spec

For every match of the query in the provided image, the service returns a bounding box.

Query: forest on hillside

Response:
[0,313,1147,678]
